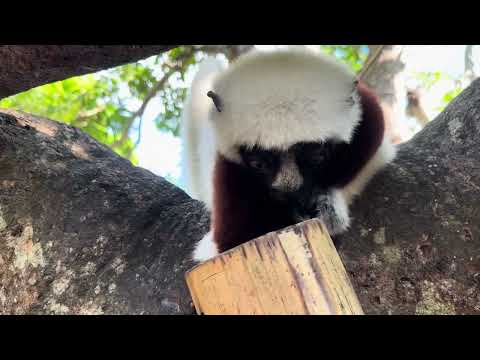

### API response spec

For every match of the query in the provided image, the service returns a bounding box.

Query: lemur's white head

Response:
[207,48,362,162]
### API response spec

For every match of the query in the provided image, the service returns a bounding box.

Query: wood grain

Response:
[186,219,364,315]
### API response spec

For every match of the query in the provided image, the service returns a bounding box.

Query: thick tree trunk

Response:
[0,45,175,99]
[339,79,480,314]
[0,109,207,314]
[464,45,479,85]
[1,78,479,314]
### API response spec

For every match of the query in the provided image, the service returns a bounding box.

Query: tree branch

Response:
[363,45,407,144]
[358,45,386,81]
[464,45,478,86]
[111,47,196,151]
[111,66,178,149]
[0,46,175,99]
[1,78,479,314]
[74,106,107,128]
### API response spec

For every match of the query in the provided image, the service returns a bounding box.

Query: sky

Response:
[135,45,475,189]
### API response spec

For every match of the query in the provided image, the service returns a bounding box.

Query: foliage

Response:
[409,70,466,113]
[0,73,141,161]
[442,86,463,104]
[0,46,199,164]
[412,71,443,90]
[321,45,369,73]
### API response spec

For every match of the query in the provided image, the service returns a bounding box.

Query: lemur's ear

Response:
[207,91,222,113]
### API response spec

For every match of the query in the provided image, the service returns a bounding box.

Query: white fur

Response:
[180,58,226,208]
[209,48,362,162]
[330,189,351,234]
[192,230,218,262]
[341,136,397,205]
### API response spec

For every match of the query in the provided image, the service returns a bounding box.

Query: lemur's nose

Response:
[270,188,302,205]
[299,196,317,216]
[270,188,289,202]
[303,201,317,216]
[271,188,317,215]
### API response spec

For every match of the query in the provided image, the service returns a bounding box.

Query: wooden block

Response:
[185,219,364,315]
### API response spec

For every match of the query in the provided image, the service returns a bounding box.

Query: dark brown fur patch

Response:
[211,156,294,253]
[329,81,385,188]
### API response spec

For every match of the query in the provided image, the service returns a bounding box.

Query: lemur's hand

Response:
[313,192,350,235]
[293,191,350,236]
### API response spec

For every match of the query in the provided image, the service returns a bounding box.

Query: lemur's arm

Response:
[193,155,291,262]
[210,155,294,254]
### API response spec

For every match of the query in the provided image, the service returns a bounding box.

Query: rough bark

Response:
[0,45,175,100]
[0,109,208,314]
[464,45,479,85]
[0,74,479,315]
[339,79,480,314]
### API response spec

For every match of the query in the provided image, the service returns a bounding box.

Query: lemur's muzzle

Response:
[270,188,318,221]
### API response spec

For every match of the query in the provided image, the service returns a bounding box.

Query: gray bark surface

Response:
[0,109,208,314]
[0,45,174,99]
[340,80,480,314]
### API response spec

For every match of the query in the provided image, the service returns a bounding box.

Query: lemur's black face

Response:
[238,140,349,220]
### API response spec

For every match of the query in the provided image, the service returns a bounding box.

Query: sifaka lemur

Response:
[180,48,396,262]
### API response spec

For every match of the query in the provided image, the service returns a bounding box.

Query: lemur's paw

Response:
[313,192,350,236]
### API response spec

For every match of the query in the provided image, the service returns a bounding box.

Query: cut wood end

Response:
[186,219,364,315]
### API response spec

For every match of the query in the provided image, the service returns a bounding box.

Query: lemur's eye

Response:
[310,153,325,163]
[293,142,331,167]
[239,145,277,172]
[308,150,328,165]
[248,159,269,171]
